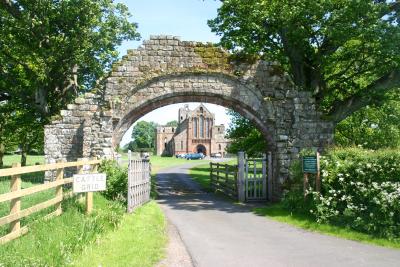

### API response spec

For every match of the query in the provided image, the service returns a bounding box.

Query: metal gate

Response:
[238,152,272,202]
[127,151,151,213]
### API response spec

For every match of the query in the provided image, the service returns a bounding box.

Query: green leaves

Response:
[225,110,267,156]
[128,121,159,151]
[209,0,400,120]
[0,0,140,163]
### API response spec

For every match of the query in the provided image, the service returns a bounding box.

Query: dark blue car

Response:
[185,153,205,160]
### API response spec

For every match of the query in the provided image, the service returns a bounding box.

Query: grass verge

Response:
[0,193,124,266]
[253,203,400,249]
[73,201,167,267]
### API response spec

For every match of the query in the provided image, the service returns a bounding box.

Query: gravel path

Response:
[156,162,400,267]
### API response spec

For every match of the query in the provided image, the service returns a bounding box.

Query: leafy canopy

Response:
[209,0,400,122]
[129,121,159,151]
[225,110,267,156]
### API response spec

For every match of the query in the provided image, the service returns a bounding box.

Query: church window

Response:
[219,144,222,150]
[181,141,183,150]
[200,116,204,138]
[206,119,210,138]
[200,107,203,113]
[193,118,198,137]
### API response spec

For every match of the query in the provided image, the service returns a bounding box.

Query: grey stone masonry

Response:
[44,35,334,199]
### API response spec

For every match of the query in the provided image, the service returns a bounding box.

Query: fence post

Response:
[86,157,97,214]
[127,150,131,213]
[267,152,273,201]
[237,151,245,203]
[316,152,321,192]
[55,159,64,215]
[9,163,21,233]
[77,158,84,202]
[262,153,267,199]
[209,162,213,191]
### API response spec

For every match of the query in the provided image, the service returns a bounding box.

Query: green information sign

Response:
[302,156,318,174]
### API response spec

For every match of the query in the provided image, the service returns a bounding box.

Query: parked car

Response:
[185,153,205,160]
[211,153,222,158]
[175,153,186,158]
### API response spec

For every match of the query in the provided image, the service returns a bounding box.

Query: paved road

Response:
[156,162,400,267]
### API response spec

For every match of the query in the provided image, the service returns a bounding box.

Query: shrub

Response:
[99,160,128,204]
[284,147,400,239]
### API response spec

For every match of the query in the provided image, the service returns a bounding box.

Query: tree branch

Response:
[328,69,400,123]
[0,0,21,18]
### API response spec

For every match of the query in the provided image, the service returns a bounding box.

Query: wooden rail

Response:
[210,162,238,199]
[0,158,101,245]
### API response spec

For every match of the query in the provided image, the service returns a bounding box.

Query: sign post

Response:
[302,152,320,198]
[73,162,106,214]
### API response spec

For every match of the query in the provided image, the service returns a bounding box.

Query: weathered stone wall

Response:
[44,35,334,198]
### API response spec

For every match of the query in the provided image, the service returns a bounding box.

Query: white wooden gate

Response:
[245,157,267,201]
[127,151,151,213]
[238,152,272,202]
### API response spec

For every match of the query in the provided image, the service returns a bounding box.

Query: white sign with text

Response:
[73,173,107,193]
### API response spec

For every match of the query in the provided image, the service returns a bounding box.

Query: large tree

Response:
[128,121,158,151]
[209,0,400,123]
[0,0,140,165]
[226,110,267,156]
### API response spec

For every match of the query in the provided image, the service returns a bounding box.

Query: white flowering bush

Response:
[284,148,400,239]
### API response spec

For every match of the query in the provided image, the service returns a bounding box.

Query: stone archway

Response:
[44,35,334,198]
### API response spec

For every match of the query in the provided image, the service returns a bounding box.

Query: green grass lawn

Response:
[74,201,167,267]
[2,154,45,168]
[188,162,400,250]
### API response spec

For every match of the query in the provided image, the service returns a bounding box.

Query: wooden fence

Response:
[210,162,238,199]
[0,158,101,244]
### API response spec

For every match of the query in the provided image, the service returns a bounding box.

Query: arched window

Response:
[200,116,204,138]
[200,107,203,113]
[206,119,210,138]
[219,144,222,150]
[172,128,175,133]
[193,118,198,138]
[181,141,183,150]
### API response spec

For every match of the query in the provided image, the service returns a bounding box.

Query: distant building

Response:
[156,104,230,156]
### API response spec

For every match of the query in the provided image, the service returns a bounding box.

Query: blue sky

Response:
[116,0,231,146]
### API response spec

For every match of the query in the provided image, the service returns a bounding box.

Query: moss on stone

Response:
[194,43,232,72]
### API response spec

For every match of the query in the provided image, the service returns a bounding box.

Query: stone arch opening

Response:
[45,35,335,198]
[196,144,206,155]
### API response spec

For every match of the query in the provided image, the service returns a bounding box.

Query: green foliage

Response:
[0,194,124,266]
[165,120,178,127]
[226,110,267,156]
[98,160,128,203]
[335,100,400,149]
[128,121,158,152]
[209,1,400,121]
[284,147,400,239]
[0,0,140,166]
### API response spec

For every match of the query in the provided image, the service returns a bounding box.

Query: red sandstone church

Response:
[155,104,230,157]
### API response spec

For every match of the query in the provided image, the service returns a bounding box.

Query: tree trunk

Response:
[21,144,28,167]
[0,142,4,168]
